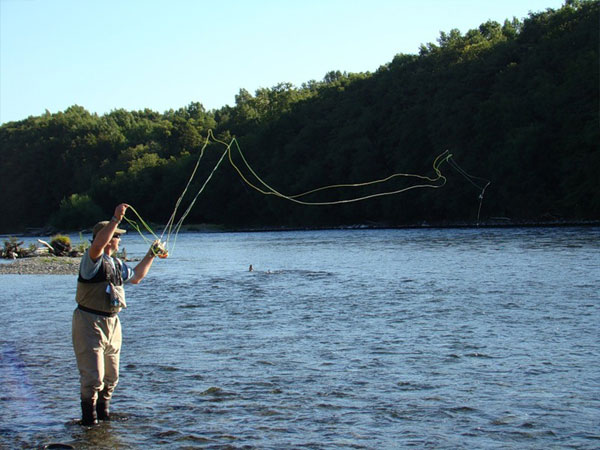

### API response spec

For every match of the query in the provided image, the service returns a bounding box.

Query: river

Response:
[1,227,599,449]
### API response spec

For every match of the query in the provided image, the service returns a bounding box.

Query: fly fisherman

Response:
[72,203,160,425]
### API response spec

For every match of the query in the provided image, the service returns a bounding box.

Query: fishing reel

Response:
[151,240,169,259]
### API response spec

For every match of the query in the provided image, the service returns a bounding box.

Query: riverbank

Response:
[2,219,600,237]
[0,256,80,275]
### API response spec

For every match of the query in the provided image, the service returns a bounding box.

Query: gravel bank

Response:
[0,256,80,275]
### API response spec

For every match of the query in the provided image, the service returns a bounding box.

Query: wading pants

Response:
[72,308,122,403]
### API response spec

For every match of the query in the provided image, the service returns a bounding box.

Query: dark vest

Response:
[76,255,126,313]
[77,255,123,286]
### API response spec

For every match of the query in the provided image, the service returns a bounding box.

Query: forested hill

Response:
[1,1,598,233]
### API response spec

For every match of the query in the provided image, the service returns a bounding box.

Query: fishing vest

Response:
[76,255,126,314]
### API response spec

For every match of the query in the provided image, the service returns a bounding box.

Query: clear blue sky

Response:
[0,0,565,124]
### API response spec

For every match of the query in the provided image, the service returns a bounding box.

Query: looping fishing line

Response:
[122,130,488,256]
[227,139,452,205]
[121,132,230,256]
[445,155,491,225]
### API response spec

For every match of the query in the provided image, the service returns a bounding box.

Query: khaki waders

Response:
[72,307,122,423]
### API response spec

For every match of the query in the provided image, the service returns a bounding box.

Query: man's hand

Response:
[149,239,168,259]
[113,203,129,222]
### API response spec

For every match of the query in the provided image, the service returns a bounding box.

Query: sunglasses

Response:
[112,235,122,240]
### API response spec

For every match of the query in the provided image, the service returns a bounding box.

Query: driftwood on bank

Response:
[37,239,54,253]
[0,236,84,274]
[2,239,29,259]
[37,238,80,257]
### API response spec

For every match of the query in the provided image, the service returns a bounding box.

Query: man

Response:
[72,203,159,425]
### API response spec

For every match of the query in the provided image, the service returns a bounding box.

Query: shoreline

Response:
[0,256,80,275]
[228,219,600,233]
[4,219,599,238]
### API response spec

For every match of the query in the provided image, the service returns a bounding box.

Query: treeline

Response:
[1,0,598,233]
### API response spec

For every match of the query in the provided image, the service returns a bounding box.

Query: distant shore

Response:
[3,219,599,238]
[228,219,600,233]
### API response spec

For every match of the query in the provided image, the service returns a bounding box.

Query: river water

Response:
[0,227,598,449]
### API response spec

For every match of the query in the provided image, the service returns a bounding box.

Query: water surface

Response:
[1,227,599,449]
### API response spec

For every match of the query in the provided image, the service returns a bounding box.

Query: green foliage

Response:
[0,1,598,231]
[51,194,104,231]
[50,234,70,245]
[74,232,90,254]
[50,234,72,255]
[50,234,77,256]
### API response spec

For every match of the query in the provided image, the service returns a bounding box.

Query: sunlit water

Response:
[1,227,599,449]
